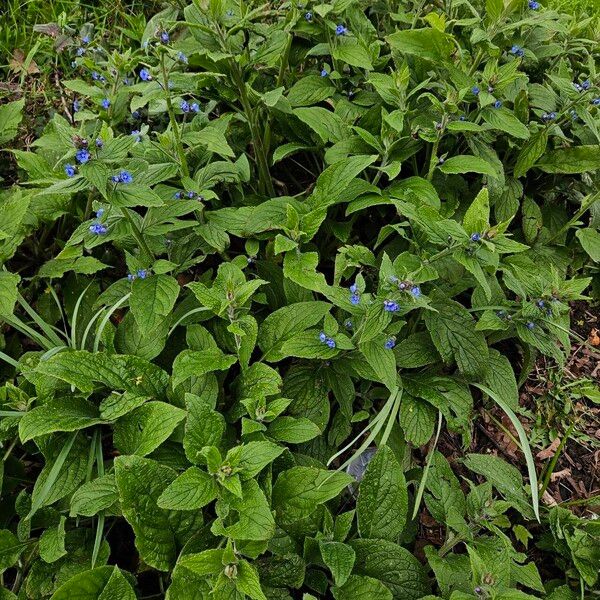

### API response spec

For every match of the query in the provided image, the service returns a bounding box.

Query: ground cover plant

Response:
[0,0,599,598]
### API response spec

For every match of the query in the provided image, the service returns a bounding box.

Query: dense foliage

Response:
[0,0,599,598]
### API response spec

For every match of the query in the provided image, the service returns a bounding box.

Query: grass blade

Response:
[474,383,540,522]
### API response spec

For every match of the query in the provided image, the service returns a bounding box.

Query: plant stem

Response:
[160,53,189,179]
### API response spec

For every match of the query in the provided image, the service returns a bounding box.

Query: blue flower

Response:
[582,79,591,90]
[101,98,111,109]
[319,331,336,348]
[95,138,103,148]
[127,273,136,282]
[178,51,188,63]
[510,45,524,57]
[173,191,182,199]
[160,31,170,43]
[82,35,91,44]
[76,149,91,164]
[73,99,81,112]
[528,0,540,8]
[96,208,104,218]
[137,269,148,279]
[494,100,502,109]
[344,319,353,330]
[190,102,200,113]
[140,68,152,81]
[226,9,234,16]
[570,109,578,120]
[350,293,360,305]
[131,130,142,142]
[542,112,556,121]
[384,337,396,350]
[471,85,480,95]
[187,191,196,199]
[326,338,336,349]
[383,300,399,312]
[320,69,328,77]
[123,77,130,86]
[110,175,120,183]
[349,283,358,293]
[76,47,85,57]
[319,331,327,343]
[89,222,108,235]
[410,285,421,298]
[132,110,140,119]
[119,171,133,184]
[335,24,348,35]
[592,98,600,105]
[180,100,190,113]
[536,299,545,308]
[92,71,100,81]
[64,164,76,177]
[305,11,312,21]
[526,321,535,330]
[573,82,582,92]
[471,232,481,242]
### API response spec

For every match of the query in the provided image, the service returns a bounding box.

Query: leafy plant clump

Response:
[0,0,599,598]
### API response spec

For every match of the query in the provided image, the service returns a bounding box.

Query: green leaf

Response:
[0,100,25,145]
[576,228,600,262]
[514,130,548,178]
[178,549,224,576]
[0,272,19,318]
[357,446,408,541]
[0,530,26,572]
[70,474,118,517]
[481,108,530,139]
[235,441,285,479]
[424,293,489,379]
[172,349,237,389]
[360,339,397,391]
[386,28,454,62]
[273,467,353,521]
[350,539,430,599]
[115,455,178,571]
[294,107,350,144]
[319,541,355,587]
[157,467,218,510]
[113,401,186,456]
[462,188,490,235]
[184,392,226,464]
[130,274,180,334]
[439,155,497,177]
[332,38,373,69]
[333,575,393,600]
[39,516,67,563]
[49,566,137,600]
[258,301,331,361]
[267,416,321,443]
[536,145,600,174]
[19,397,102,443]
[310,155,377,209]
[283,251,328,293]
[35,350,169,398]
[236,560,267,600]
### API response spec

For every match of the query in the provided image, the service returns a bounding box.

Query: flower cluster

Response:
[128,269,149,282]
[319,331,336,349]
[180,100,200,114]
[111,171,133,184]
[383,299,399,312]
[349,283,360,305]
